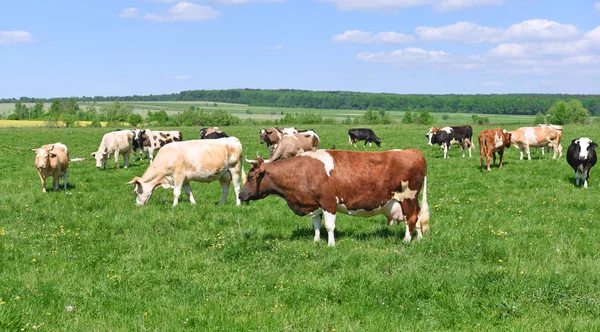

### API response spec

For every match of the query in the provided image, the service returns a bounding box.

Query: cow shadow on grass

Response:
[287,225,407,243]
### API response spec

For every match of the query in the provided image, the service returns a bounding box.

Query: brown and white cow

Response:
[241,149,430,246]
[31,142,69,193]
[259,127,319,156]
[127,137,246,206]
[91,130,134,169]
[510,124,563,160]
[262,132,320,162]
[478,128,512,171]
[136,129,183,163]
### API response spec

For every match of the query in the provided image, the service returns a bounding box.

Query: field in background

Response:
[1,123,599,330]
[0,101,539,127]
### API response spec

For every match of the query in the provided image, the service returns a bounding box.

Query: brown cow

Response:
[478,128,512,171]
[510,124,563,160]
[259,127,319,156]
[31,142,69,193]
[241,149,430,246]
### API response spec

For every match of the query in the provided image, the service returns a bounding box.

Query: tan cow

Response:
[127,137,246,206]
[259,127,319,156]
[263,132,320,162]
[31,143,69,193]
[478,128,512,171]
[510,124,563,160]
[91,130,134,169]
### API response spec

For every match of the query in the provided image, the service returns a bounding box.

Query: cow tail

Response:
[417,176,430,236]
[241,161,247,185]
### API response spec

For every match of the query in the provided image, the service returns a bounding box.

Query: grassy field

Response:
[0,101,541,125]
[1,123,599,330]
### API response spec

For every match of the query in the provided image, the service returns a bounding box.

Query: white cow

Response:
[91,130,134,169]
[31,142,69,193]
[127,137,246,206]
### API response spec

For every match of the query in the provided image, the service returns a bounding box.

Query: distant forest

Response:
[3,89,600,116]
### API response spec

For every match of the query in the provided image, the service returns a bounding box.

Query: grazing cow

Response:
[348,128,381,148]
[566,137,597,188]
[478,128,512,171]
[241,149,430,246]
[136,129,183,163]
[259,127,319,156]
[426,126,474,158]
[91,130,134,169]
[127,138,246,206]
[200,127,229,139]
[263,132,320,162]
[31,143,69,193]
[510,124,563,160]
[131,129,143,161]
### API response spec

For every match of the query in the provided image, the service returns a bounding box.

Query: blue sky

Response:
[2,0,600,98]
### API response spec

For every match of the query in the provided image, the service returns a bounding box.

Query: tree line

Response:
[3,89,600,116]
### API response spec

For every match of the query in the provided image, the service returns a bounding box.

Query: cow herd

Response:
[30,123,596,246]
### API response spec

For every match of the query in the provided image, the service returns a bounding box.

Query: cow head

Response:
[127,176,153,206]
[239,157,269,202]
[374,136,382,147]
[32,145,57,169]
[573,138,598,161]
[502,130,512,148]
[259,128,280,145]
[91,150,108,169]
[425,127,439,146]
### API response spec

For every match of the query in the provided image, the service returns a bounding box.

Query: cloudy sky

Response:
[2,0,600,98]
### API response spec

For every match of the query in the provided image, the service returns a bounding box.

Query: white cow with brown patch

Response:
[510,124,563,160]
[91,130,134,169]
[127,137,246,206]
[31,143,69,193]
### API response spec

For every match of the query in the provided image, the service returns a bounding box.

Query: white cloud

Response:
[120,8,139,18]
[332,30,414,44]
[319,0,436,12]
[356,47,450,66]
[267,44,284,51]
[416,19,579,44]
[163,75,192,80]
[435,0,505,12]
[504,19,579,40]
[0,30,34,46]
[416,21,503,43]
[122,2,220,22]
[319,0,505,12]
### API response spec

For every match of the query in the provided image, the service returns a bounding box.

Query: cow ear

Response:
[572,138,579,145]
[31,148,39,153]
[91,152,96,157]
[49,153,57,158]
[591,142,598,149]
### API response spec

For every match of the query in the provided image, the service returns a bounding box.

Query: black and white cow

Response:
[348,128,381,148]
[200,127,229,139]
[426,126,474,158]
[566,137,597,188]
[136,129,183,163]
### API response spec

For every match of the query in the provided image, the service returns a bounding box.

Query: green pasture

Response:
[1,101,541,124]
[1,123,599,330]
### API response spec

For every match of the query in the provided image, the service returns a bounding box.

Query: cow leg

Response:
[311,213,322,243]
[525,144,531,160]
[498,150,505,168]
[148,148,154,164]
[124,151,130,169]
[114,150,120,169]
[323,210,337,246]
[219,173,232,205]
[443,143,449,158]
[230,169,242,206]
[183,183,196,204]
[63,170,68,190]
[52,175,59,191]
[575,169,581,186]
[172,183,183,206]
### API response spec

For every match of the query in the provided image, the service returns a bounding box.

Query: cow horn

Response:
[245,156,259,165]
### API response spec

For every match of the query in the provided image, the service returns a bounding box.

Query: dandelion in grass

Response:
[66,305,73,312]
